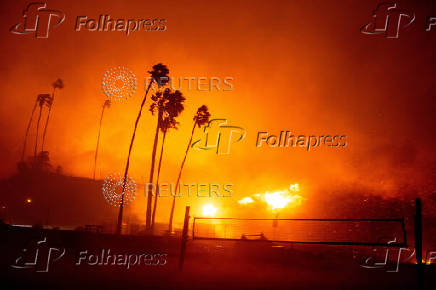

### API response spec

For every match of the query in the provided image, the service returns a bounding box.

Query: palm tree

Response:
[150,89,185,230]
[34,94,50,159]
[93,99,111,180]
[168,105,210,233]
[116,63,169,235]
[21,96,39,161]
[151,117,172,229]
[41,79,64,152]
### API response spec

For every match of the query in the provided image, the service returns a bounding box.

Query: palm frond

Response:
[148,63,169,87]
[194,105,211,127]
[52,78,64,89]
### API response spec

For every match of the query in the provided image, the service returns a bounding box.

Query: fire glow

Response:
[238,184,303,210]
[202,204,217,217]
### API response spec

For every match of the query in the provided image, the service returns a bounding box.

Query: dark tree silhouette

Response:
[41,79,64,152]
[33,94,50,159]
[21,96,39,161]
[168,105,210,233]
[93,99,111,180]
[117,63,169,235]
[33,151,52,171]
[151,118,170,229]
[149,89,185,230]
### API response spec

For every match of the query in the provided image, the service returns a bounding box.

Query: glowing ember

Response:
[26,198,32,204]
[202,204,217,217]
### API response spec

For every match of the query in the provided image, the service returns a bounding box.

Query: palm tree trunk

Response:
[93,104,106,180]
[168,120,197,233]
[21,100,38,161]
[116,81,153,235]
[41,87,56,152]
[34,105,43,159]
[146,110,163,229]
[151,128,167,230]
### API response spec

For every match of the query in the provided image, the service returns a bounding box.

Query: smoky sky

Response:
[0,0,435,207]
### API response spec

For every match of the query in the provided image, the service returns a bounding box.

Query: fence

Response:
[179,198,424,289]
[192,217,407,247]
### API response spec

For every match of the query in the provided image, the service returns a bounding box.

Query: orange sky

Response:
[0,0,435,224]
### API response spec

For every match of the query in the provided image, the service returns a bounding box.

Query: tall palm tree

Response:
[41,79,64,152]
[116,63,169,235]
[168,105,210,233]
[151,117,172,229]
[21,96,39,161]
[93,99,111,180]
[34,94,50,159]
[150,89,185,230]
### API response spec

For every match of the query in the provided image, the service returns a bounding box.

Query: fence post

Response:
[414,198,423,290]
[192,217,196,240]
[401,217,407,246]
[179,206,190,271]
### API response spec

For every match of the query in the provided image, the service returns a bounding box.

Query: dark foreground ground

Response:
[1,224,435,290]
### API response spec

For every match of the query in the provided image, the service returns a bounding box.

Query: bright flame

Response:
[238,184,303,210]
[238,197,254,204]
[26,198,32,204]
[202,204,217,217]
[264,190,293,210]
